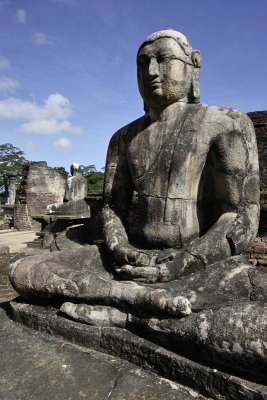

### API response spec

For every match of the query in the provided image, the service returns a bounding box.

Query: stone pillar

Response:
[6,171,17,205]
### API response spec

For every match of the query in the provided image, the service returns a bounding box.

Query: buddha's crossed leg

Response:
[10,245,191,319]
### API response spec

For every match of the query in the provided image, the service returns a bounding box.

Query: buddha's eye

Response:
[157,55,169,64]
[157,55,178,64]
[137,56,149,66]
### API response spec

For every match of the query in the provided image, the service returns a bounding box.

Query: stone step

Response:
[26,240,42,248]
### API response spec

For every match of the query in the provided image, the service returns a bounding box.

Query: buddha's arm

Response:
[164,114,260,279]
[182,116,259,268]
[102,131,149,266]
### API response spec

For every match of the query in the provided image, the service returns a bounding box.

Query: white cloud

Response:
[0,93,84,135]
[33,31,52,46]
[19,119,84,135]
[26,142,38,150]
[0,94,71,120]
[16,8,26,24]
[0,56,10,70]
[0,77,20,95]
[52,137,74,150]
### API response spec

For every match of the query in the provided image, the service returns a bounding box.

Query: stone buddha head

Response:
[137,29,201,110]
[70,162,81,176]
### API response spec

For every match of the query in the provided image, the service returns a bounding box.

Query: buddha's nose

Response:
[148,57,159,78]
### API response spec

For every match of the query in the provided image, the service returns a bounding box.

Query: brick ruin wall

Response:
[14,161,66,230]
[245,111,267,268]
[14,204,31,231]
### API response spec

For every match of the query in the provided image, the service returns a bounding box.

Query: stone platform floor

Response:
[0,301,207,400]
[0,229,36,253]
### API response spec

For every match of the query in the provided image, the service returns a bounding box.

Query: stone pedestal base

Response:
[9,299,267,400]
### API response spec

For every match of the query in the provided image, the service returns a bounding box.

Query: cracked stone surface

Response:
[8,300,267,400]
[0,302,208,400]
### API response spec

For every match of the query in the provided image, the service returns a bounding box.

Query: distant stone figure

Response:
[6,171,17,205]
[10,29,266,377]
[64,162,87,202]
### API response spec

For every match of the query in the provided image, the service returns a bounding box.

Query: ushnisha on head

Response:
[137,29,201,110]
[70,162,81,176]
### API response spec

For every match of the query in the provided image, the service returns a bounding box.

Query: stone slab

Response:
[32,214,91,222]
[47,199,90,216]
[8,299,267,400]
[0,302,208,400]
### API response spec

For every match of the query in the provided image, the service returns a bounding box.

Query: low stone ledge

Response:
[8,299,267,400]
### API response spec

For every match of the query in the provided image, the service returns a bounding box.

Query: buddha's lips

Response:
[148,79,161,86]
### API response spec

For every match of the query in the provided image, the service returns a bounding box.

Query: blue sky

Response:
[0,0,266,171]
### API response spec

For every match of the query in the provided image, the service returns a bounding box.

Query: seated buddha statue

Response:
[10,29,266,379]
[63,162,87,203]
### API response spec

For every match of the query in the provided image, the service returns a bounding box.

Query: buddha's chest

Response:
[127,121,207,198]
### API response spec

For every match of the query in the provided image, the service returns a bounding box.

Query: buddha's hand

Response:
[112,244,150,267]
[115,250,196,283]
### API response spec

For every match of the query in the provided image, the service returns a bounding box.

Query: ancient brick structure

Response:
[247,111,267,190]
[13,204,31,231]
[14,161,66,230]
[247,111,267,230]
[245,111,267,267]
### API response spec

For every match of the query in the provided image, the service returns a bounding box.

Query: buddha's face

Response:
[137,37,193,109]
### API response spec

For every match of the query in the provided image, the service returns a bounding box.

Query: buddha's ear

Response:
[191,50,201,68]
[143,101,149,114]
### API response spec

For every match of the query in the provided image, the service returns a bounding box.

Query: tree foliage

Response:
[0,143,27,203]
[80,164,104,193]
[86,171,104,193]
[53,166,69,180]
[80,164,96,175]
[53,164,105,193]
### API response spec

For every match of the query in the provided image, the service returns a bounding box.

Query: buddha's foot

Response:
[60,302,127,327]
[136,288,191,317]
[60,290,191,328]
[61,288,192,322]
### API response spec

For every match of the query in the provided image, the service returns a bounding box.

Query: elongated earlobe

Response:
[189,50,201,103]
[143,101,149,113]
[191,50,201,68]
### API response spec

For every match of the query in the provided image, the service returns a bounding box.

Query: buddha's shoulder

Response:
[109,115,147,144]
[201,103,253,133]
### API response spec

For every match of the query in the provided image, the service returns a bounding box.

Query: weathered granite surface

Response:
[14,161,66,230]
[29,163,89,249]
[1,302,207,400]
[8,300,267,399]
[247,110,267,232]
[9,28,266,392]
[47,163,88,216]
[64,162,88,202]
[47,199,90,216]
